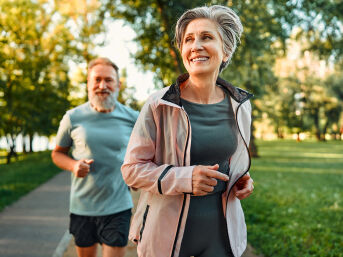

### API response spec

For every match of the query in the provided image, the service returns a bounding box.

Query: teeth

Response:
[192,57,208,62]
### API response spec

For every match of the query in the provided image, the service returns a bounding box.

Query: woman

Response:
[121,5,254,257]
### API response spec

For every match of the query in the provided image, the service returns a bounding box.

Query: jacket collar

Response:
[161,73,253,106]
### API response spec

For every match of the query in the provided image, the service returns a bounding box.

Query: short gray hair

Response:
[175,5,243,71]
[88,57,119,81]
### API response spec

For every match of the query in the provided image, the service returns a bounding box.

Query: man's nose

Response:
[99,80,106,89]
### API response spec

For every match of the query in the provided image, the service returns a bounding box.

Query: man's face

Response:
[87,64,119,112]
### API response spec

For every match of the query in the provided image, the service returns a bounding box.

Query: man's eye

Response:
[106,79,113,83]
[96,78,101,82]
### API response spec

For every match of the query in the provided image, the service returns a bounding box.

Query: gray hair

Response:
[88,57,119,82]
[175,5,243,71]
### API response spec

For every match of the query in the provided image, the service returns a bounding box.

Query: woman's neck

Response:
[181,73,224,104]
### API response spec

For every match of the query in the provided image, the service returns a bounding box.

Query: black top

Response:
[181,89,238,193]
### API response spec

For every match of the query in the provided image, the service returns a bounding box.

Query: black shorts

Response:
[69,209,131,247]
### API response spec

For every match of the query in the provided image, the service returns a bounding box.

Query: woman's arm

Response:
[121,101,194,195]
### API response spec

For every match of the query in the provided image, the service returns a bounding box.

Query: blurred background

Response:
[0,0,342,256]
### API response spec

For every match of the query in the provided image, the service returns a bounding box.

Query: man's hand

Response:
[192,164,229,196]
[234,173,254,200]
[72,159,94,178]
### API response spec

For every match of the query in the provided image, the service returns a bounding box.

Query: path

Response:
[0,171,70,257]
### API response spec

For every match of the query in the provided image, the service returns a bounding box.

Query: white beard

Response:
[89,89,118,112]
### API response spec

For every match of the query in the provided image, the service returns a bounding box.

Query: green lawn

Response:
[0,151,61,212]
[242,140,343,257]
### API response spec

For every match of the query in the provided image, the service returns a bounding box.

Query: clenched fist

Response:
[234,173,254,200]
[72,159,94,178]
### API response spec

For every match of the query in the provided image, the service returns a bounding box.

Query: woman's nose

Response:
[191,38,203,51]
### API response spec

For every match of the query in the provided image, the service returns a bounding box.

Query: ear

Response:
[223,53,230,62]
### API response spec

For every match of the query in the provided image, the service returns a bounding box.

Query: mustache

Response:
[94,89,112,94]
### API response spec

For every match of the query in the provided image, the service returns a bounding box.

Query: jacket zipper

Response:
[170,108,190,257]
[139,205,150,242]
[226,98,252,204]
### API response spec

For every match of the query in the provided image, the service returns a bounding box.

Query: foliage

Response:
[0,151,61,212]
[0,0,72,157]
[219,0,290,98]
[111,0,209,87]
[118,68,142,111]
[300,76,341,141]
[55,0,106,63]
[0,0,117,160]
[293,1,343,63]
[242,140,343,256]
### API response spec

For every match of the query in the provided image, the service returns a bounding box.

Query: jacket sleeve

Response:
[121,100,193,195]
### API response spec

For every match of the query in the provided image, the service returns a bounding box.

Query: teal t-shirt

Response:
[55,101,138,216]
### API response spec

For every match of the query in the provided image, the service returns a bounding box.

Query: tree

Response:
[111,0,208,87]
[325,71,343,139]
[118,68,142,111]
[293,1,343,63]
[300,76,341,141]
[217,0,295,156]
[0,0,71,162]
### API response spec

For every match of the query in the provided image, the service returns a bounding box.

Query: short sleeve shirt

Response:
[55,101,139,216]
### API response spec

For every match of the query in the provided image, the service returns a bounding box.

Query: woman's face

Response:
[181,18,228,78]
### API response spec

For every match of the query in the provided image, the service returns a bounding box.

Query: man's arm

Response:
[51,146,93,178]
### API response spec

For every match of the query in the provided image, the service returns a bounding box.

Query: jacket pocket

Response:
[139,205,150,242]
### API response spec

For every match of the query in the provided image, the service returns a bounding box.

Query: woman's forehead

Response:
[184,18,220,36]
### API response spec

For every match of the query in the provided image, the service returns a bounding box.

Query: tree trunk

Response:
[22,135,27,154]
[6,145,17,164]
[249,121,259,158]
[313,110,321,141]
[29,133,34,153]
[277,127,284,139]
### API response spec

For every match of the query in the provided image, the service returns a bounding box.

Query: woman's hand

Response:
[234,173,254,200]
[192,164,229,196]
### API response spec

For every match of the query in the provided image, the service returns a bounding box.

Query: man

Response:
[51,57,138,257]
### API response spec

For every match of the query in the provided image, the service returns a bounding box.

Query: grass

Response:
[0,150,25,165]
[0,151,61,212]
[242,140,343,257]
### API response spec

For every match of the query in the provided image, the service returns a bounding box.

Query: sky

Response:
[93,20,156,101]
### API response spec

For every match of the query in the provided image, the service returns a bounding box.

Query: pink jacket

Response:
[122,74,253,257]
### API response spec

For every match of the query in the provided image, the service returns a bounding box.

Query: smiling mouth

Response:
[95,91,110,97]
[191,57,209,63]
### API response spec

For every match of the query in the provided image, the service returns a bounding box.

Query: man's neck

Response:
[90,102,115,113]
